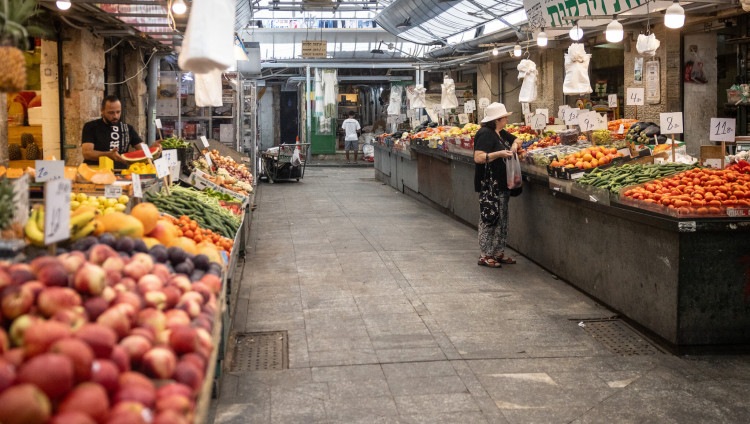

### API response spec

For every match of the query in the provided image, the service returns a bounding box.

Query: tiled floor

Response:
[213,167,750,423]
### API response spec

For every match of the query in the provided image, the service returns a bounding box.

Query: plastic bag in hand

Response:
[517,59,538,103]
[178,0,235,74]
[563,44,592,95]
[505,152,523,189]
[636,33,660,57]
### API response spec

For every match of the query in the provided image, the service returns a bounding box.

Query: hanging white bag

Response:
[178,0,236,74]
[563,43,593,95]
[411,84,427,109]
[517,59,538,103]
[194,70,223,107]
[441,77,458,109]
[636,33,660,57]
[387,85,403,115]
[291,148,302,167]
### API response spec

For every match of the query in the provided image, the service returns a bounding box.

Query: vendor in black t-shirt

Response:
[82,95,158,169]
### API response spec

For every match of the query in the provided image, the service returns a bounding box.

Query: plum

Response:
[192,255,210,271]
[71,236,97,253]
[133,239,148,253]
[189,270,205,282]
[167,247,187,265]
[174,259,193,276]
[149,246,169,264]
[115,237,135,255]
[98,234,116,247]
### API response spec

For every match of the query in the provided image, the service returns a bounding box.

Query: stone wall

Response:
[123,48,149,142]
[683,32,718,157]
[40,40,61,159]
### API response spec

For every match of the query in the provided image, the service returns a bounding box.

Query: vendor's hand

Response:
[153,139,162,148]
[109,148,125,163]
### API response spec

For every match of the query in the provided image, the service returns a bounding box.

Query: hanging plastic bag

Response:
[563,44,592,95]
[505,152,523,190]
[194,70,223,107]
[517,59,538,103]
[387,85,403,115]
[412,84,427,109]
[636,33,660,57]
[689,50,708,84]
[441,77,458,109]
[291,148,302,167]
[178,0,235,74]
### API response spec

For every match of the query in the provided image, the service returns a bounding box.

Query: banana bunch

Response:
[25,206,98,246]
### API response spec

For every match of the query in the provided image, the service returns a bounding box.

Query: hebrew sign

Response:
[524,0,644,28]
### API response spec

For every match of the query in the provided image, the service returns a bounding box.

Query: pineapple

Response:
[0,177,13,231]
[0,0,46,93]
[25,142,39,159]
[20,132,33,147]
[8,144,21,160]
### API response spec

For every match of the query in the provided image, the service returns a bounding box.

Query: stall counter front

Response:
[374,144,750,350]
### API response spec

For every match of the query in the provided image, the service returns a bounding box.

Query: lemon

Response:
[118,195,130,204]
[103,207,115,215]
[70,201,80,210]
[114,203,126,212]
[107,198,118,208]
[76,193,88,202]
[98,196,107,204]
[70,193,77,201]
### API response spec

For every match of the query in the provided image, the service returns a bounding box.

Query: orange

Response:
[590,159,599,167]
[582,153,593,162]
[131,202,160,234]
[596,152,605,160]
[583,162,593,169]
[169,237,198,255]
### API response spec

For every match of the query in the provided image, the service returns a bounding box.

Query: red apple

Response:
[194,328,213,358]
[30,256,61,274]
[173,360,204,394]
[113,384,157,408]
[168,326,197,354]
[36,263,68,287]
[119,334,152,364]
[51,306,88,331]
[181,353,206,373]
[113,291,143,311]
[190,282,212,303]
[102,286,116,302]
[50,411,97,424]
[152,264,171,284]
[110,345,131,373]
[83,296,110,321]
[23,319,72,358]
[8,313,42,346]
[138,274,163,294]
[162,286,181,309]
[167,275,191,294]
[90,359,120,393]
[0,383,52,424]
[155,394,193,414]
[102,256,125,273]
[142,347,177,379]
[37,287,82,317]
[4,347,24,367]
[17,353,74,399]
[97,306,132,338]
[0,269,13,290]
[22,280,44,300]
[58,252,86,275]
[130,327,156,343]
[200,274,221,294]
[74,263,107,295]
[123,262,149,281]
[113,277,137,293]
[1,285,34,319]
[0,357,16,393]
[118,370,154,389]
[75,323,117,358]
[176,299,201,318]
[144,290,167,310]
[89,244,118,265]
[153,409,189,424]
[105,269,122,287]
[165,309,190,329]
[0,327,8,354]
[156,382,192,399]
[106,402,148,424]
[179,291,204,306]
[8,263,34,285]
[131,253,154,273]
[49,338,94,382]
[57,382,109,423]
[137,308,166,335]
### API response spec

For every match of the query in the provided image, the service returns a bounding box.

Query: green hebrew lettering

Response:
[613,0,622,12]
[565,0,580,16]
[578,0,591,15]
[546,4,562,26]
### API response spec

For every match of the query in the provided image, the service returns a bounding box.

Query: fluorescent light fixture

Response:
[664,1,685,29]
[396,18,411,29]
[56,1,71,10]
[492,46,499,55]
[513,44,522,57]
[172,0,187,15]
[605,17,623,43]
[569,23,583,41]
[537,29,548,47]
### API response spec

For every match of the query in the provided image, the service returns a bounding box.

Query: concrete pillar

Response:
[40,40,61,160]
[535,48,564,118]
[272,84,281,146]
[62,28,104,165]
[123,47,149,141]
[477,62,500,121]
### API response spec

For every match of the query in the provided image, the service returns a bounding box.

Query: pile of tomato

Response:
[623,168,750,215]
[165,215,235,256]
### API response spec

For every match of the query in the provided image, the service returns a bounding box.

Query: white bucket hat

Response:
[481,102,513,123]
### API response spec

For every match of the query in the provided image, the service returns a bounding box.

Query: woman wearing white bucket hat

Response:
[473,102,522,268]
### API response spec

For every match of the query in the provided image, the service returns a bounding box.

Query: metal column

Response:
[306,65,312,160]
[146,54,159,145]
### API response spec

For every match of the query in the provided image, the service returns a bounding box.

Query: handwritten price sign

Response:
[660,112,683,135]
[478,98,490,109]
[608,94,618,108]
[44,178,71,245]
[577,111,596,131]
[141,143,154,159]
[626,88,644,106]
[200,136,209,148]
[710,118,736,142]
[132,173,142,198]
[530,114,547,130]
[563,108,580,126]
[34,160,64,183]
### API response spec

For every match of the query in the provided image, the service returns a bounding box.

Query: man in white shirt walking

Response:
[341,111,361,164]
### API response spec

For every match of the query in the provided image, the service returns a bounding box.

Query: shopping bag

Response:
[178,0,236,74]
[291,149,302,167]
[194,70,223,107]
[505,152,523,190]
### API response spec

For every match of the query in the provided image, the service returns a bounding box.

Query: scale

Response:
[735,136,750,153]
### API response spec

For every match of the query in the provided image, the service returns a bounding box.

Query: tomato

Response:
[691,199,705,207]
[696,207,709,215]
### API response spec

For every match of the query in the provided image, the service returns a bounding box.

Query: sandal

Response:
[477,256,502,268]
[494,254,517,264]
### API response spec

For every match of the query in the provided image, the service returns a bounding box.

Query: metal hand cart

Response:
[261,142,310,183]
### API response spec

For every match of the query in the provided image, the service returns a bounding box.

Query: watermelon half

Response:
[122,146,161,162]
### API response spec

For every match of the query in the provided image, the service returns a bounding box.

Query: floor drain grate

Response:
[577,319,661,356]
[231,331,288,371]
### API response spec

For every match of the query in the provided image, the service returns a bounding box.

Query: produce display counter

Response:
[374,144,750,350]
[373,143,418,195]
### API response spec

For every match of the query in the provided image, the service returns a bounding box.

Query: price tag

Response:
[594,113,608,130]
[162,149,178,167]
[11,174,29,226]
[577,111,596,131]
[132,173,142,198]
[521,103,530,115]
[464,100,476,113]
[153,158,170,179]
[204,153,213,167]
[608,94,618,108]
[530,114,547,130]
[170,162,181,181]
[200,136,209,148]
[44,178,72,245]
[140,143,154,159]
[155,118,162,129]
[34,160,64,182]
[660,112,683,135]
[709,118,736,142]
[563,108,580,125]
[705,158,723,169]
[478,98,490,109]
[558,105,570,120]
[626,88,644,106]
[104,185,122,198]
[432,104,442,115]
[535,109,549,122]
[458,113,469,125]
[618,124,625,134]
[618,147,631,156]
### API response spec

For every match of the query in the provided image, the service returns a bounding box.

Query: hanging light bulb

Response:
[56,0,71,10]
[492,46,499,56]
[569,22,583,41]
[172,0,187,15]
[537,29,548,47]
[664,0,685,29]
[605,16,624,43]
[513,44,522,57]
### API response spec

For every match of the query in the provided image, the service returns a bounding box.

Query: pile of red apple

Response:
[0,241,222,424]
